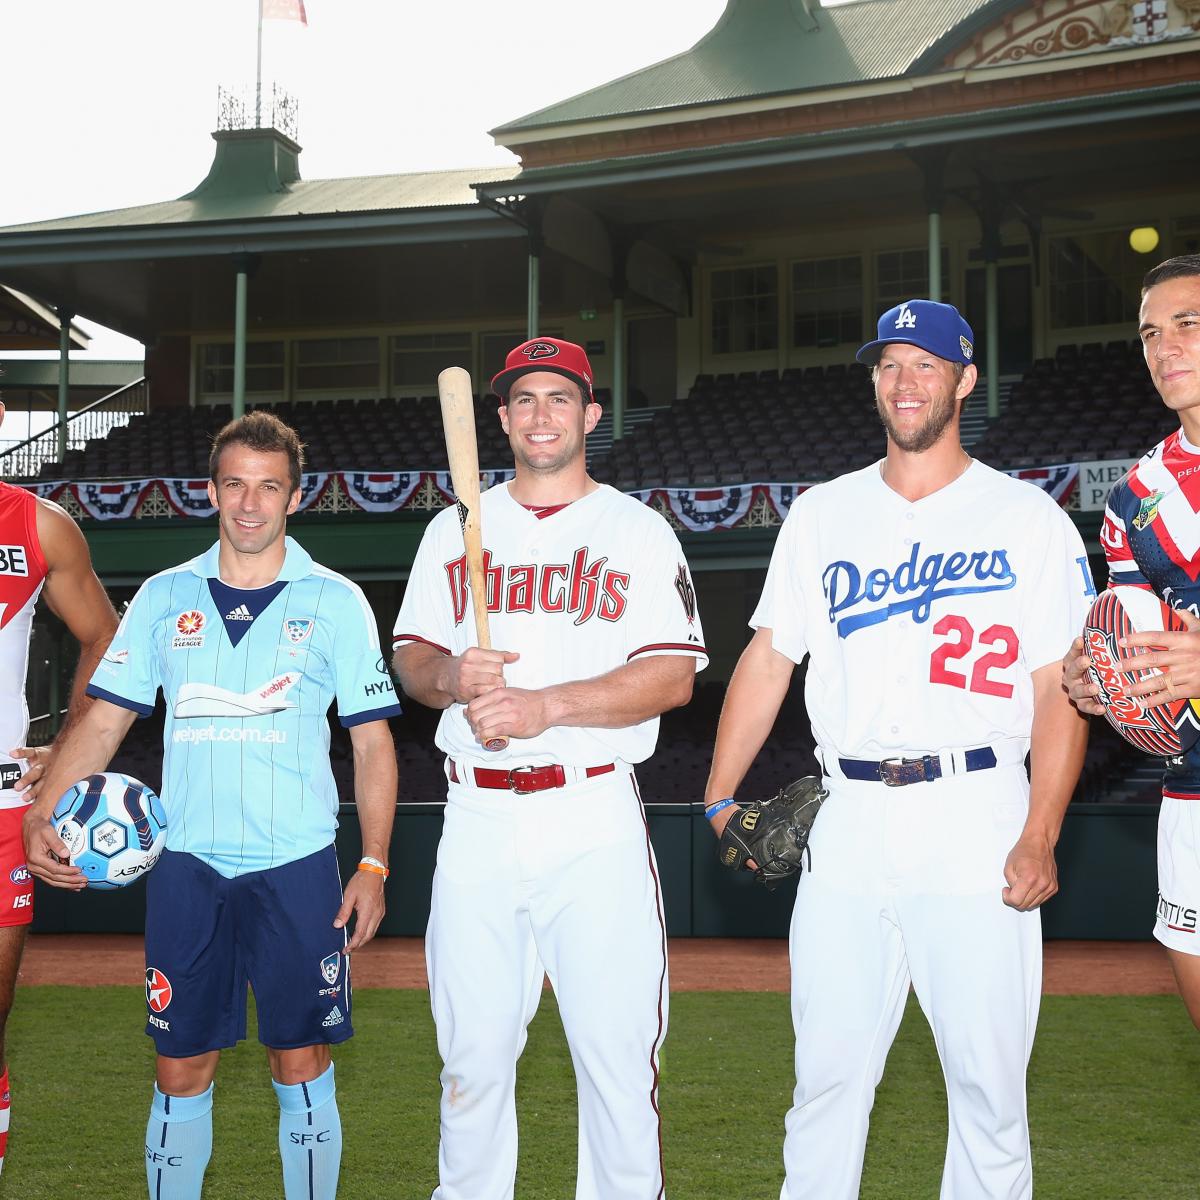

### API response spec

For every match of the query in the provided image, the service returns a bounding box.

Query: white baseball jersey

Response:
[0,483,47,808]
[394,482,707,764]
[760,458,1094,1200]
[753,459,1094,761]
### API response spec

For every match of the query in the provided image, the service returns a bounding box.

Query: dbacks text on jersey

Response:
[823,542,1016,638]
[445,547,630,626]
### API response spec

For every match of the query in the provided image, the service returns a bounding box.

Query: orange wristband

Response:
[357,856,389,880]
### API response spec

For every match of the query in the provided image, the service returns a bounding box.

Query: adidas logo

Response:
[321,1006,344,1028]
[225,604,253,622]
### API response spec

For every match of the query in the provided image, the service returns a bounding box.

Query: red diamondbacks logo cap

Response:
[491,337,595,401]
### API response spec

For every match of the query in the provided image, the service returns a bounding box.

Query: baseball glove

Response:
[717,776,828,890]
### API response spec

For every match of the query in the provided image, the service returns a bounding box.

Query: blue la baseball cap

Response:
[855,299,975,367]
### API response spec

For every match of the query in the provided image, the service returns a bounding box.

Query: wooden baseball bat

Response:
[437,366,507,752]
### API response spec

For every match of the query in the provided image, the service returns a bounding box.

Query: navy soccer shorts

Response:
[144,845,353,1057]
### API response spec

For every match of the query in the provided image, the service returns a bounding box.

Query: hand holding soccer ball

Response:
[48,773,166,890]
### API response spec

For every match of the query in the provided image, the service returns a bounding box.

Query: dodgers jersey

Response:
[89,537,401,877]
[394,483,707,766]
[0,483,47,808]
[753,460,1094,761]
[1100,427,1200,797]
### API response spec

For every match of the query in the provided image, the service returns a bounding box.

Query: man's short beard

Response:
[875,392,957,453]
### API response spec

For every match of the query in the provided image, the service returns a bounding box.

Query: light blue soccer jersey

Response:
[88,538,400,877]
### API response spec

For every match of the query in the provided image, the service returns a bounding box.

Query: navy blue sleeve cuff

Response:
[86,683,155,718]
[340,702,403,728]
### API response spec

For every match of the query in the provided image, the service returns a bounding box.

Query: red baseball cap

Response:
[490,338,595,401]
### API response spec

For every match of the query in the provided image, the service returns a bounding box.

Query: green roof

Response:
[494,0,1010,135]
[0,129,515,236]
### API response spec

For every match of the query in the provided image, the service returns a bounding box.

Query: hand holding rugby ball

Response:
[1084,587,1200,756]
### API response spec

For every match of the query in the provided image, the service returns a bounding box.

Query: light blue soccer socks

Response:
[145,1083,213,1200]
[273,1063,342,1200]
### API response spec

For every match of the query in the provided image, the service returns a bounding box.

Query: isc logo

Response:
[11,894,31,910]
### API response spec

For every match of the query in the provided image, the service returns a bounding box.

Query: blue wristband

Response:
[705,798,736,822]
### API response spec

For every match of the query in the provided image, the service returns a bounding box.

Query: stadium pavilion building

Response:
[1,0,1198,934]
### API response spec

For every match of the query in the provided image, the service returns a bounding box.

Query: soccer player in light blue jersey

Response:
[25,412,400,1200]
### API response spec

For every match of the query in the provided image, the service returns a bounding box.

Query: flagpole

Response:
[255,0,264,127]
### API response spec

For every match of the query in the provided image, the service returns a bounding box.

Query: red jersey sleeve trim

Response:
[392,633,451,655]
[627,642,708,661]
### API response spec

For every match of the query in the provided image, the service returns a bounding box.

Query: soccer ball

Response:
[51,773,167,890]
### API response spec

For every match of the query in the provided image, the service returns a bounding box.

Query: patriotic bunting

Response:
[341,471,425,512]
[430,470,513,504]
[296,472,332,511]
[73,480,150,521]
[1005,463,1079,506]
[160,478,216,518]
[21,464,1080,528]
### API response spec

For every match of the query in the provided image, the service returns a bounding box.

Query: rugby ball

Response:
[1084,587,1200,757]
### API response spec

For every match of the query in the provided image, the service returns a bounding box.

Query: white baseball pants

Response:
[780,768,1042,1200]
[426,768,668,1200]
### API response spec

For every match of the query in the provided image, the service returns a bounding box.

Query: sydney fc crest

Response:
[284,617,314,644]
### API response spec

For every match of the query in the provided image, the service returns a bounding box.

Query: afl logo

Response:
[522,341,559,361]
[9,865,30,885]
[145,967,173,1013]
[176,611,205,636]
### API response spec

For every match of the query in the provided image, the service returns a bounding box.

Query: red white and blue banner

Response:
[24,463,1081,529]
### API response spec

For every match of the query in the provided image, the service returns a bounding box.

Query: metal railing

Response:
[24,711,61,747]
[0,377,148,481]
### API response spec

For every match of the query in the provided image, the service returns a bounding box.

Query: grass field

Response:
[8,987,1199,1197]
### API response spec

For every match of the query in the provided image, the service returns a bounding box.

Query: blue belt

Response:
[836,747,999,787]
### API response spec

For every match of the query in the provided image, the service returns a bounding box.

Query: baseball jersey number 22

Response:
[928,615,1019,699]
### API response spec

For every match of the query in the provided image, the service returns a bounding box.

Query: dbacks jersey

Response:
[394,482,707,766]
[753,460,1093,761]
[0,483,47,808]
[1100,428,1200,797]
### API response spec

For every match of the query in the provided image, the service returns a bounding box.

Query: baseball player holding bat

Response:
[392,337,707,1200]
[705,301,1093,1199]
[1064,254,1200,1031]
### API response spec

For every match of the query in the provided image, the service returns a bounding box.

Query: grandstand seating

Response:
[971,339,1173,467]
[14,340,1174,486]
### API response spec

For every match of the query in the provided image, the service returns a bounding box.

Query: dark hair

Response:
[1143,254,1200,294]
[209,410,305,491]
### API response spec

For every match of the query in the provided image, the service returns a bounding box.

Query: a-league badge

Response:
[284,617,314,644]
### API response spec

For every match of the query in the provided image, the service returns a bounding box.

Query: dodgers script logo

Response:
[823,542,1016,637]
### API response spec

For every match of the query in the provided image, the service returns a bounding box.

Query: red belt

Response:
[448,760,615,794]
